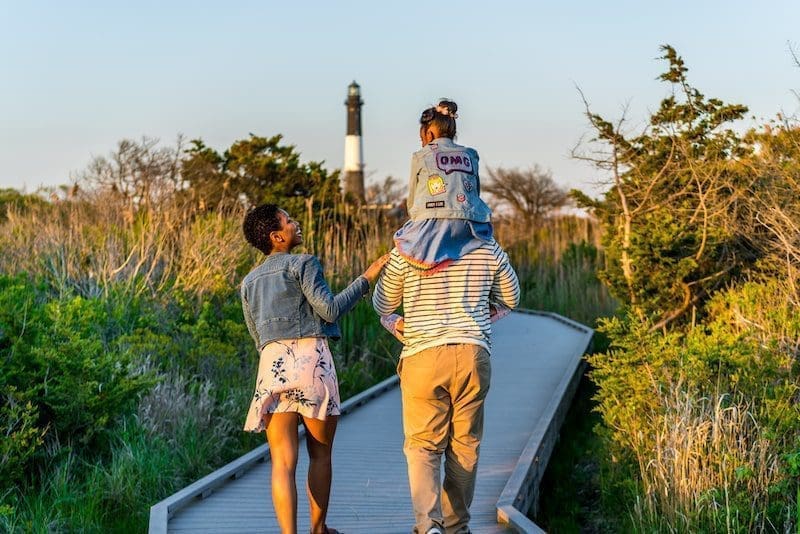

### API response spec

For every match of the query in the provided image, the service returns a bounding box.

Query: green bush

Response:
[33,296,155,448]
[588,281,799,530]
[0,275,155,493]
[0,389,44,491]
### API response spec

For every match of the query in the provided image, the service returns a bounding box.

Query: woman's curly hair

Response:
[242,204,283,255]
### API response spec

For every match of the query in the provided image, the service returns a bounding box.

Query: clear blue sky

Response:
[2,1,798,196]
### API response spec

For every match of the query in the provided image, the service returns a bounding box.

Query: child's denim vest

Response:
[407,138,492,223]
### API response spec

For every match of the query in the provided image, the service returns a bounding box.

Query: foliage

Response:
[182,135,342,213]
[0,188,255,299]
[0,391,44,492]
[496,214,616,325]
[742,121,800,298]
[0,188,48,222]
[80,136,184,213]
[0,275,156,493]
[573,45,755,330]
[365,175,404,206]
[577,46,800,531]
[588,303,797,531]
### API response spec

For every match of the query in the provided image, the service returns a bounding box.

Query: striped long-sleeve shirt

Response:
[372,240,521,358]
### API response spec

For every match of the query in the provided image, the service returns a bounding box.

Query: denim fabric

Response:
[407,138,492,223]
[393,219,493,271]
[240,253,369,350]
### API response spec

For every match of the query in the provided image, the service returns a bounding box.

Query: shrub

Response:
[0,390,45,491]
[0,275,156,493]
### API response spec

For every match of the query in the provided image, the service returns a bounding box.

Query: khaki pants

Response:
[398,344,491,534]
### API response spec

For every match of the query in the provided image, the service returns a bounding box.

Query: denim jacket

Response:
[407,137,492,223]
[240,253,369,350]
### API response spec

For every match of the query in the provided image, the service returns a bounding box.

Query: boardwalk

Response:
[150,311,592,533]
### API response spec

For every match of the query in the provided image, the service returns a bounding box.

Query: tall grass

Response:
[495,214,616,325]
[0,191,252,298]
[632,387,786,532]
[0,192,611,531]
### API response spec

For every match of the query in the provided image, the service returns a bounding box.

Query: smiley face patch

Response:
[427,175,446,196]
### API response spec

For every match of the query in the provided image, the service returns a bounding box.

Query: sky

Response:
[1,1,799,197]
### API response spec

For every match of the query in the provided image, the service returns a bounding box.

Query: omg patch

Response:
[436,152,473,175]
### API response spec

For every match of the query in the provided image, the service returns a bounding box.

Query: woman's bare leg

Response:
[302,415,338,534]
[265,413,300,534]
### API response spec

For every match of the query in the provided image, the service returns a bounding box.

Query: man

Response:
[372,239,520,534]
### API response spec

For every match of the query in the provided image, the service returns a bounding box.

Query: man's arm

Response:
[490,244,521,309]
[372,248,405,316]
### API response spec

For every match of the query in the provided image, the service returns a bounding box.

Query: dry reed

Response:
[137,370,236,447]
[0,192,254,298]
[632,385,784,531]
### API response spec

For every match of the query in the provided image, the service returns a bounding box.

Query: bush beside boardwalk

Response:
[539,48,800,533]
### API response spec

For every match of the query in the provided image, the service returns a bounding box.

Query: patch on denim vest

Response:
[436,152,473,175]
[427,175,446,196]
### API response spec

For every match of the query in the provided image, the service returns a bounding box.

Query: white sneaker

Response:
[425,529,443,534]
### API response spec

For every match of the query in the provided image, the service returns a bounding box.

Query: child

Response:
[381,100,509,341]
[396,99,492,272]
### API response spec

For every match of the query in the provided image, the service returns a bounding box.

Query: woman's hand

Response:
[363,253,391,284]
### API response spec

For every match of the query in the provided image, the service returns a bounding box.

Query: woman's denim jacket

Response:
[240,253,369,350]
[407,137,492,223]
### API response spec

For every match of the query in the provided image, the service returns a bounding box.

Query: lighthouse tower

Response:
[343,81,365,202]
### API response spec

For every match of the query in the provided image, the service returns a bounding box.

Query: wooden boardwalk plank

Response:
[161,312,590,533]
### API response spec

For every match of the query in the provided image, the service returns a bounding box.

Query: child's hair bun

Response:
[436,99,458,118]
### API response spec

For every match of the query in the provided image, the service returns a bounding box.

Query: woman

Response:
[241,204,388,534]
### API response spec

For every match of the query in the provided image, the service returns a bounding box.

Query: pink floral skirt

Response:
[243,337,341,432]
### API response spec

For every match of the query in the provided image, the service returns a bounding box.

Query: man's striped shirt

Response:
[373,240,520,358]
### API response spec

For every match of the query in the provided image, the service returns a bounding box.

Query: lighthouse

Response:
[343,81,365,202]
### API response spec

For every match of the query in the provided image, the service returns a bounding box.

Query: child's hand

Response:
[380,314,406,343]
[489,302,511,323]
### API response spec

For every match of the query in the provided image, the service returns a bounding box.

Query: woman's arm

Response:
[299,256,368,323]
[299,254,390,323]
[240,285,260,347]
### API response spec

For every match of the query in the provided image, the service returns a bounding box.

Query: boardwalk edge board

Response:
[495,311,594,533]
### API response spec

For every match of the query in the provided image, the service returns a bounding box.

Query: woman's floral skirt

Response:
[244,337,341,432]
